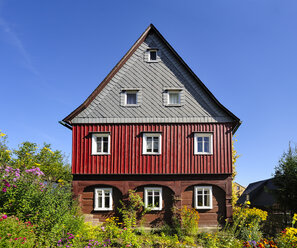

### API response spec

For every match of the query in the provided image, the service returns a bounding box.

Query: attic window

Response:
[125,90,138,105]
[168,91,181,104]
[149,50,157,61]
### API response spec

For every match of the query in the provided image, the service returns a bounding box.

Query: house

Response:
[234,182,246,198]
[237,178,277,210]
[61,24,241,227]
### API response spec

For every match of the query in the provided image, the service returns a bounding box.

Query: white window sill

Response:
[194,152,213,155]
[142,152,161,155]
[94,208,113,211]
[165,104,181,107]
[195,206,212,210]
[91,153,110,155]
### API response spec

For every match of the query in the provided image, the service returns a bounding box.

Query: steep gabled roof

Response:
[63,24,241,132]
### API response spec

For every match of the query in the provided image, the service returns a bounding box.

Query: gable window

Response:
[149,50,157,61]
[194,186,213,209]
[144,187,162,210]
[126,91,137,105]
[94,188,112,211]
[168,91,180,104]
[143,133,161,155]
[92,133,110,155]
[194,133,213,155]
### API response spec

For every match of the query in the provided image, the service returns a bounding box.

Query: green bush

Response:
[0,165,84,246]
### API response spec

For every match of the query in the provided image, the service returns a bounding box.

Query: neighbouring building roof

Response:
[63,24,240,132]
[237,178,277,208]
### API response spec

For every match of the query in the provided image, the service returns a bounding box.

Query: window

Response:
[94,188,112,211]
[149,50,157,61]
[168,91,180,104]
[126,91,137,105]
[143,133,161,155]
[194,133,213,155]
[194,186,213,209]
[144,187,162,210]
[92,133,110,155]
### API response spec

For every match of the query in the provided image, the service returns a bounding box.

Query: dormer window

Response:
[149,50,157,61]
[163,88,183,106]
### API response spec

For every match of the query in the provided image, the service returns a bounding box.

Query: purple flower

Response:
[2,188,7,193]
[2,215,7,219]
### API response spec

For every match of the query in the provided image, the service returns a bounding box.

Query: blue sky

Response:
[0,0,296,186]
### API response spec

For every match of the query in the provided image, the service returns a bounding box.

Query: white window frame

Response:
[194,133,213,155]
[94,188,113,211]
[194,186,213,209]
[144,187,162,210]
[148,49,158,62]
[168,90,181,105]
[142,133,162,155]
[92,133,110,155]
[124,90,138,106]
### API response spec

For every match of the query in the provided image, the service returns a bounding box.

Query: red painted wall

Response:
[72,123,233,175]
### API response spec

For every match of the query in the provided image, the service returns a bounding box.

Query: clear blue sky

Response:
[1,0,296,186]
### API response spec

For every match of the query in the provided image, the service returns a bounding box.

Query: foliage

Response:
[118,190,147,228]
[172,206,200,237]
[197,231,242,248]
[229,202,267,241]
[12,141,72,182]
[0,164,83,246]
[0,130,71,182]
[232,136,241,206]
[273,143,297,215]
[0,214,36,247]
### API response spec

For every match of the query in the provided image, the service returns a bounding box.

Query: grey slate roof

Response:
[65,25,240,126]
[237,178,277,207]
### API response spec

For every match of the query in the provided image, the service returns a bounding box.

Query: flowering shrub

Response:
[179,206,200,236]
[276,227,297,248]
[230,204,268,241]
[0,214,36,247]
[0,165,83,246]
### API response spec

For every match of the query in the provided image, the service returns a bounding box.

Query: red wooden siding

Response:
[72,123,233,175]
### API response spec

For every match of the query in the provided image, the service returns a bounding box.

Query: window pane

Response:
[147,137,152,152]
[97,137,102,153]
[105,194,110,208]
[198,140,202,152]
[103,139,108,153]
[97,191,103,208]
[154,196,160,207]
[204,195,210,207]
[153,138,159,152]
[169,92,179,104]
[154,191,160,196]
[204,141,209,153]
[198,195,203,206]
[127,93,137,104]
[148,196,153,205]
[150,51,157,60]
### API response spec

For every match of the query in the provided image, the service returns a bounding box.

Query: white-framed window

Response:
[92,133,110,155]
[142,133,161,155]
[194,186,213,209]
[168,90,181,105]
[144,187,162,210]
[194,133,213,155]
[148,50,157,62]
[125,90,138,105]
[94,188,113,211]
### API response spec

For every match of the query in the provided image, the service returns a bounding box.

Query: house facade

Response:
[62,24,241,227]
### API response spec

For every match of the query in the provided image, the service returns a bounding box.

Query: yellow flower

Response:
[246,201,251,205]
[34,163,41,166]
[0,132,6,137]
[5,150,11,153]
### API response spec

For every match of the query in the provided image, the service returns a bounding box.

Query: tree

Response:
[0,131,71,182]
[273,143,297,218]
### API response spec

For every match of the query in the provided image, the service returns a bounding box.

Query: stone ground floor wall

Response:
[73,174,232,227]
